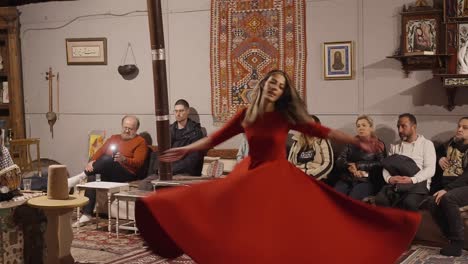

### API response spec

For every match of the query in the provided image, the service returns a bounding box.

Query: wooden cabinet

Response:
[433,1,468,111]
[387,5,447,76]
[388,1,468,111]
[0,7,25,139]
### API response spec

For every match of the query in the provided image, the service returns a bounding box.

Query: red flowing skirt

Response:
[136,158,420,264]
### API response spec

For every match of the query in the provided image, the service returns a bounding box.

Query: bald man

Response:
[72,115,148,226]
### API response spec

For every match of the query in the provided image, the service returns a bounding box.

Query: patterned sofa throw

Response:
[210,0,307,124]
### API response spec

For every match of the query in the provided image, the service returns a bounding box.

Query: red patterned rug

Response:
[72,228,459,264]
[72,229,144,255]
[210,0,307,124]
[71,223,195,264]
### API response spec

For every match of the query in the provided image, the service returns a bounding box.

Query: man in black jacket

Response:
[170,99,205,176]
[424,116,468,256]
[138,99,205,191]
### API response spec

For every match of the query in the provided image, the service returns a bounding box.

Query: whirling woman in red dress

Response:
[136,70,421,264]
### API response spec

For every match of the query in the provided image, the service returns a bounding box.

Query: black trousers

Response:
[374,182,428,211]
[334,180,374,201]
[82,155,135,215]
[427,185,468,241]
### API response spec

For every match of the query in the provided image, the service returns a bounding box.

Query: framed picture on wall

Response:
[65,38,107,65]
[323,41,353,80]
[403,17,438,55]
[457,0,468,17]
[458,23,468,73]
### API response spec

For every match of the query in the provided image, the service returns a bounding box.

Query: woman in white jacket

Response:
[287,115,334,181]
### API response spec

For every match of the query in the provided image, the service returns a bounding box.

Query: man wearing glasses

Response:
[170,99,205,176]
[138,99,205,191]
[72,115,148,226]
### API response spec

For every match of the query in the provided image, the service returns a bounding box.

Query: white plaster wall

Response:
[18,0,468,174]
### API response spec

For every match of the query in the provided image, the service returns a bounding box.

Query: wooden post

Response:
[147,0,172,180]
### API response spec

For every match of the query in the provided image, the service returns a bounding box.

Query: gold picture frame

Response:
[323,41,353,80]
[66,38,107,65]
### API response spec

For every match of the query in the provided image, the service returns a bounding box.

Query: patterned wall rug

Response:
[210,0,307,124]
[399,245,468,263]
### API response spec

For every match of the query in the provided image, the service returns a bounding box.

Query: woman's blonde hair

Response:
[243,70,310,126]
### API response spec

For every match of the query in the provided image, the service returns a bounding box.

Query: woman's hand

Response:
[355,170,367,177]
[347,163,357,174]
[159,147,190,162]
[438,157,450,170]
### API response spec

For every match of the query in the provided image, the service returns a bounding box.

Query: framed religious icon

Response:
[404,18,438,54]
[323,41,353,80]
[401,9,442,55]
[65,38,107,65]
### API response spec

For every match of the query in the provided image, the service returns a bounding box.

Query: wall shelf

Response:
[433,74,468,111]
[387,54,451,76]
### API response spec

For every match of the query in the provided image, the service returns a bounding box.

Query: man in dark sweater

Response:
[138,99,204,190]
[170,99,205,176]
[424,116,468,256]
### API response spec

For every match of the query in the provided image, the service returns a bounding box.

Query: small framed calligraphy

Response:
[65,38,107,65]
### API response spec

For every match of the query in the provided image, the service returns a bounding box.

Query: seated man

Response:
[423,117,468,256]
[139,99,204,190]
[71,115,148,225]
[375,113,436,211]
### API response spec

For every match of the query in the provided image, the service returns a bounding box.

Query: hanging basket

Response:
[118,42,139,80]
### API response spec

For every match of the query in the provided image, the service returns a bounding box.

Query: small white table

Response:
[76,181,129,234]
[114,190,151,237]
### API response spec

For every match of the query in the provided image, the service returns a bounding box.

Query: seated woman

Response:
[334,115,386,200]
[287,115,333,181]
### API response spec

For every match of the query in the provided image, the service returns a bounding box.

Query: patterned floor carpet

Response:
[71,222,194,264]
[399,245,468,263]
[72,223,468,264]
[103,249,194,264]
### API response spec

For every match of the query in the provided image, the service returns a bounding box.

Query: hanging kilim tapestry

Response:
[210,0,307,124]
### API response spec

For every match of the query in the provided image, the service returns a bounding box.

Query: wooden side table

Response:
[28,195,88,264]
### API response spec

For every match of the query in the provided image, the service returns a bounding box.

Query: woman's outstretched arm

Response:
[328,129,383,153]
[160,109,247,162]
[293,121,382,153]
[159,137,213,162]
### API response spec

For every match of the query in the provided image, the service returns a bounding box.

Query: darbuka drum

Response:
[0,164,22,191]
